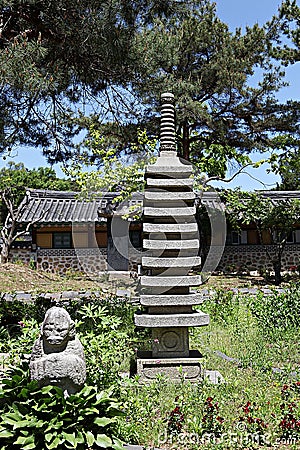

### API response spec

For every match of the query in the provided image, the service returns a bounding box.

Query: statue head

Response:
[41,306,75,348]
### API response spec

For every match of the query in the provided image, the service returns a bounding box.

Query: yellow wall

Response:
[73,232,89,248]
[36,233,52,248]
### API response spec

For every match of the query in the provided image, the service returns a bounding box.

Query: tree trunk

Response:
[273,259,282,285]
[182,120,190,160]
[0,243,9,264]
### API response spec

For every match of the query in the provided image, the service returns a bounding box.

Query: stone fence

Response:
[10,243,300,276]
[216,243,300,273]
[0,286,287,305]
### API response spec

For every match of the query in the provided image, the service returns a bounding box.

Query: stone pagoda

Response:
[134,93,210,382]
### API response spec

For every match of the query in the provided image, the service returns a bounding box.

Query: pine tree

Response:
[125,0,300,177]
[0,0,178,161]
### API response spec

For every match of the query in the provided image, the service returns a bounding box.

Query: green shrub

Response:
[0,365,124,450]
[76,303,137,388]
[247,282,300,338]
[201,289,238,325]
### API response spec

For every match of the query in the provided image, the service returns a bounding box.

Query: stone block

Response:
[142,256,201,268]
[152,327,189,358]
[204,370,225,384]
[140,293,204,306]
[140,275,202,287]
[143,223,198,233]
[144,206,196,217]
[134,311,209,328]
[144,191,195,201]
[136,350,204,382]
[146,178,193,188]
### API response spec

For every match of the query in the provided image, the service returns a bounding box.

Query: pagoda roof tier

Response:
[143,239,199,250]
[141,275,201,287]
[146,178,193,188]
[143,223,198,233]
[134,311,209,328]
[142,256,201,268]
[144,191,195,201]
[140,293,204,306]
[146,165,192,177]
[144,206,196,217]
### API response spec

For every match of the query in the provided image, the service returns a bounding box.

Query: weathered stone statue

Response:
[30,306,86,396]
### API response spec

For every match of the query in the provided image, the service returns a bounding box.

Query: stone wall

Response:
[36,248,107,274]
[9,246,129,274]
[217,244,300,273]
[9,248,33,265]
[10,244,300,275]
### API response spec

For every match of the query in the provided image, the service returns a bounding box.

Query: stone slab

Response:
[142,256,201,268]
[144,206,196,217]
[134,311,209,327]
[135,350,203,382]
[140,293,204,306]
[143,223,198,233]
[146,178,193,188]
[143,239,199,250]
[141,275,201,287]
[146,165,192,174]
[144,191,195,201]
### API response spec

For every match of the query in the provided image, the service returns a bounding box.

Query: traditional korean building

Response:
[8,188,300,275]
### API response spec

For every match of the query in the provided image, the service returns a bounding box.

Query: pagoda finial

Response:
[160,92,176,151]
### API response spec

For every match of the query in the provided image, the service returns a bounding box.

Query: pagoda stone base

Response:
[152,327,189,358]
[135,350,204,382]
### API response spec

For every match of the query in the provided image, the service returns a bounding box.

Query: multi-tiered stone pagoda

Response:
[134,93,210,381]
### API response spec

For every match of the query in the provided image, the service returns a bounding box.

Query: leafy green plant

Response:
[247,283,300,339]
[201,289,238,326]
[76,302,137,388]
[0,365,124,450]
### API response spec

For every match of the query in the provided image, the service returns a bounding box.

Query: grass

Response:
[0,262,137,294]
[2,261,296,293]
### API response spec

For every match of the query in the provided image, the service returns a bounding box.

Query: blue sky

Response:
[1,0,299,190]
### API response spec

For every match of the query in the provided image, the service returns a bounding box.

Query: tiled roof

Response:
[258,190,300,201]
[17,189,300,224]
[18,189,103,223]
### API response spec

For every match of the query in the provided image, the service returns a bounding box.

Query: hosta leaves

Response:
[46,435,62,449]
[13,419,33,429]
[62,432,77,447]
[1,413,19,425]
[15,436,35,446]
[112,437,125,450]
[0,429,13,438]
[94,417,114,427]
[95,434,112,448]
[23,444,36,450]
[85,431,95,447]
[75,431,85,444]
